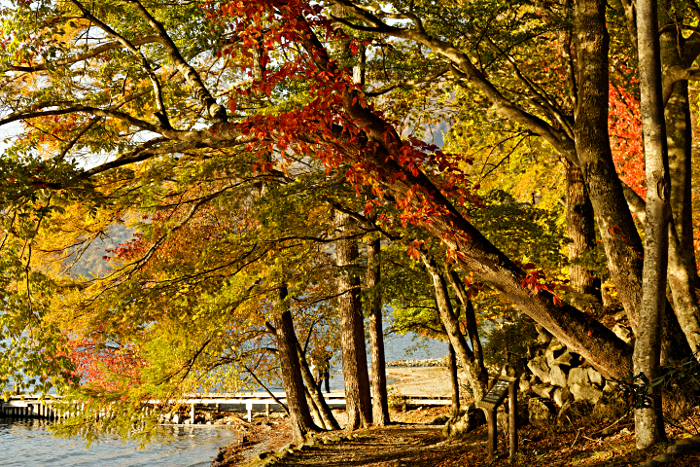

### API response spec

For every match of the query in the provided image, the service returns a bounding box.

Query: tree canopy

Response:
[2,0,700,447]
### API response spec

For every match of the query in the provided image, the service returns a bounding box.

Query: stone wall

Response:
[518,322,631,426]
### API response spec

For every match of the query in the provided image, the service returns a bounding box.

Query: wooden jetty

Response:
[1,391,450,424]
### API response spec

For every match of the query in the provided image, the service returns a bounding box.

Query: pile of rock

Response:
[519,324,629,426]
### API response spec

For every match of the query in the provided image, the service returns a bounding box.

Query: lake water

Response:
[0,419,235,467]
[0,333,446,466]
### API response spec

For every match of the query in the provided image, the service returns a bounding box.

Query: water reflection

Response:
[0,418,236,467]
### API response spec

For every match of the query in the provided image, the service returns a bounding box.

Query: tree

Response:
[334,209,372,429]
[2,0,700,449]
[633,0,670,448]
[365,235,390,425]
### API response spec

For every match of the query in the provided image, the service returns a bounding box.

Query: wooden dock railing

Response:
[1,391,450,424]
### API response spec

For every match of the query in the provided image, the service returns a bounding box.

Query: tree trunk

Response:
[421,253,487,401]
[564,160,602,309]
[659,22,700,354]
[335,210,372,430]
[634,0,669,448]
[445,266,489,393]
[274,286,320,442]
[296,342,341,430]
[448,341,460,415]
[572,0,690,365]
[366,236,390,425]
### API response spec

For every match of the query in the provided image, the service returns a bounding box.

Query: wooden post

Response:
[509,380,517,460]
[246,402,253,422]
[190,403,195,424]
[265,403,271,417]
[487,408,497,461]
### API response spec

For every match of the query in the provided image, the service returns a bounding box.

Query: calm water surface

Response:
[0,418,235,467]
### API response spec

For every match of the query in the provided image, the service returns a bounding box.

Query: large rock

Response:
[568,367,587,384]
[528,398,554,427]
[567,367,602,402]
[552,351,575,367]
[588,368,604,388]
[545,339,565,366]
[550,365,568,388]
[570,382,603,404]
[532,383,554,399]
[528,355,551,384]
[536,325,552,345]
[442,406,486,438]
[612,324,634,345]
[553,387,572,407]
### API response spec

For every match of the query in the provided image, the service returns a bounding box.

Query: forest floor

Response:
[213,367,700,467]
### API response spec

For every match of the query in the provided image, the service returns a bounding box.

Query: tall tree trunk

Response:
[448,340,460,415]
[335,210,373,430]
[366,236,390,425]
[421,253,487,401]
[296,342,341,430]
[274,286,320,442]
[634,0,669,448]
[659,23,700,354]
[564,160,602,309]
[573,0,690,365]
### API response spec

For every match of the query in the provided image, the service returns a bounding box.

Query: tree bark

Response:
[659,23,700,354]
[572,0,690,365]
[448,341,460,415]
[335,210,372,430]
[366,236,390,425]
[421,253,487,401]
[634,0,669,448]
[273,286,320,442]
[445,266,489,393]
[564,160,602,309]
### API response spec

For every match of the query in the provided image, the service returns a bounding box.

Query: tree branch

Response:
[122,0,228,122]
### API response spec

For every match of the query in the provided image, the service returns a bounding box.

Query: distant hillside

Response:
[69,223,136,278]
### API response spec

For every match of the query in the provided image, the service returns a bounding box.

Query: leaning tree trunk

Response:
[634,0,669,448]
[274,286,320,442]
[296,342,341,430]
[335,210,373,430]
[445,266,489,393]
[366,236,390,425]
[421,253,487,401]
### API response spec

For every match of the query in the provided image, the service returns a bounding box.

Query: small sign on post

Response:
[476,375,518,462]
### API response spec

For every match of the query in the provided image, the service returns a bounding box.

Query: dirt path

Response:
[271,425,483,467]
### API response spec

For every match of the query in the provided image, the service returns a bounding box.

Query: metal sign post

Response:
[476,375,518,462]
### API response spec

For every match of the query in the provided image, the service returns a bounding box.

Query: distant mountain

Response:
[69,223,136,278]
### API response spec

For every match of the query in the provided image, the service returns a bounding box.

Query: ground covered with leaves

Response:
[215,406,700,467]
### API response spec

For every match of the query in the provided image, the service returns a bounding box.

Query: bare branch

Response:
[70,0,172,128]
[4,36,165,73]
[365,66,449,96]
[122,0,228,122]
[329,0,579,164]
